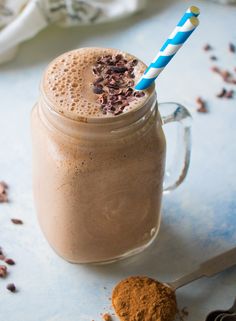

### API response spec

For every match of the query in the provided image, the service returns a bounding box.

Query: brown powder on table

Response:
[112,276,177,321]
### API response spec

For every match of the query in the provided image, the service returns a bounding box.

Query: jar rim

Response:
[40,81,156,125]
[38,90,158,141]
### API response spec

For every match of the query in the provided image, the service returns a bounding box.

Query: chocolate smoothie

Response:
[31,48,166,263]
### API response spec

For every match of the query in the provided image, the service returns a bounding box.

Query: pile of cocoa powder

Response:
[111,276,177,321]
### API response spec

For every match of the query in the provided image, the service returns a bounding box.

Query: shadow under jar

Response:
[31,48,191,264]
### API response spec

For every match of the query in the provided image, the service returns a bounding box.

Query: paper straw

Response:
[177,6,200,26]
[135,14,200,91]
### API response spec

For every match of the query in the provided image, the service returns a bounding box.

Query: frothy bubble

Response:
[43,48,152,120]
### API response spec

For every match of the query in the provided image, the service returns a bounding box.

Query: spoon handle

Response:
[168,247,236,290]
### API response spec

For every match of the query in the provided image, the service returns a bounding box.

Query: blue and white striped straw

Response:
[135,7,200,91]
[177,6,200,26]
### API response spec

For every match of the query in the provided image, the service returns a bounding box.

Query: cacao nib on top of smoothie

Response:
[91,53,145,116]
[43,47,154,120]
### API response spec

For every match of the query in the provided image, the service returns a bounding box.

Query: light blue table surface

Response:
[0,0,236,320]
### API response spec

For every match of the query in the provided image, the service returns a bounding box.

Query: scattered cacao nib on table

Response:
[0,245,17,292]
[92,54,145,116]
[210,55,217,61]
[0,247,5,260]
[216,88,227,98]
[225,90,234,98]
[6,283,16,293]
[229,43,236,53]
[11,218,23,225]
[0,265,7,278]
[203,44,213,51]
[0,181,9,203]
[5,258,15,265]
[216,88,234,99]
[221,70,232,82]
[201,42,236,110]
[0,246,5,260]
[0,254,5,260]
[211,66,236,84]
[211,66,220,74]
[196,97,208,113]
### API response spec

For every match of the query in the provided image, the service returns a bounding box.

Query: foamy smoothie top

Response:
[42,47,154,120]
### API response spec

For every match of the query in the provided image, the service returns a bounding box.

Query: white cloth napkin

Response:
[0,0,146,64]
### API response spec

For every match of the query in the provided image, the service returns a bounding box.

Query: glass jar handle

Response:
[159,102,192,194]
